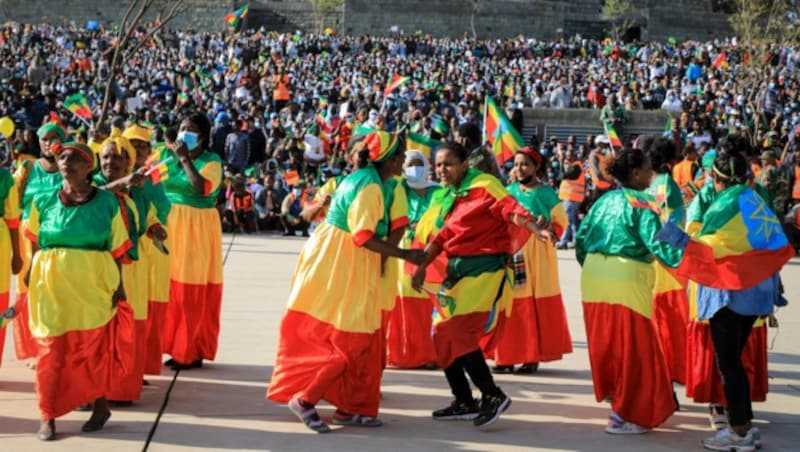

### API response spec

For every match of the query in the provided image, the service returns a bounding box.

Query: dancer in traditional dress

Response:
[386,150,440,369]
[645,137,688,385]
[484,146,572,374]
[12,122,66,362]
[411,142,552,428]
[0,165,22,365]
[159,112,223,370]
[27,142,132,440]
[267,131,423,433]
[576,147,683,434]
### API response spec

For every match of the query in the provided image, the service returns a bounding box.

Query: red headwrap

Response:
[516,146,543,167]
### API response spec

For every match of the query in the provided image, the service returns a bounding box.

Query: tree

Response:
[309,0,344,34]
[601,0,635,41]
[97,0,188,127]
[468,0,483,40]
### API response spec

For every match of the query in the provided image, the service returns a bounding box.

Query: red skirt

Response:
[267,310,383,418]
[386,295,437,369]
[652,288,688,384]
[106,319,147,401]
[483,294,572,366]
[36,302,134,419]
[583,302,676,429]
[685,320,768,404]
[162,281,222,364]
[12,294,40,360]
[144,301,168,375]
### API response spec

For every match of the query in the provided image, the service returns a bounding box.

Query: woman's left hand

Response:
[112,286,126,308]
[148,224,168,241]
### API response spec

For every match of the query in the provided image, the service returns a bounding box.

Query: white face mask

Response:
[404,165,426,183]
[292,188,303,197]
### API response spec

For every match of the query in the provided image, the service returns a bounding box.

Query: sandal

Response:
[516,363,539,374]
[332,411,383,427]
[288,396,331,433]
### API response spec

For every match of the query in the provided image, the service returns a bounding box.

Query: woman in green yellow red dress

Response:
[267,131,423,433]
[386,149,440,369]
[12,122,66,362]
[159,112,223,370]
[411,142,552,429]
[483,146,572,374]
[123,124,171,376]
[644,137,688,385]
[26,142,132,440]
[576,147,682,434]
[0,165,22,366]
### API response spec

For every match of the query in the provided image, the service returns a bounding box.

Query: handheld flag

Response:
[63,93,93,121]
[407,132,441,160]
[224,4,250,30]
[145,156,174,184]
[384,74,411,97]
[603,122,623,149]
[483,95,524,165]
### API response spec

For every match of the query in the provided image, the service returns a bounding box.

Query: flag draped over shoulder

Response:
[407,132,441,160]
[225,4,250,30]
[63,93,93,120]
[674,185,794,289]
[484,95,524,165]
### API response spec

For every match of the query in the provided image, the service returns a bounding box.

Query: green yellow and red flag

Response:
[674,185,794,289]
[224,4,250,30]
[145,155,173,184]
[483,95,524,165]
[63,93,92,120]
[383,74,411,97]
[407,132,441,160]
[603,122,623,149]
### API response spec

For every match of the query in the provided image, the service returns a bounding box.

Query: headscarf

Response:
[361,131,400,163]
[404,149,438,189]
[55,141,96,171]
[701,149,717,170]
[102,129,136,173]
[37,122,67,142]
[122,124,152,144]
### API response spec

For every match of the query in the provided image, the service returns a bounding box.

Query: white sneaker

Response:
[605,413,648,435]
[702,428,756,452]
[748,427,762,449]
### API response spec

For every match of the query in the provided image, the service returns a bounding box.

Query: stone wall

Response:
[0,0,732,40]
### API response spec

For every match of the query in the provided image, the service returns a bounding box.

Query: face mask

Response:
[404,165,426,182]
[273,182,282,190]
[292,188,303,196]
[177,130,200,151]
[254,122,262,129]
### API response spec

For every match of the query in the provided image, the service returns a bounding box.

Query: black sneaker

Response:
[432,400,480,421]
[473,392,511,427]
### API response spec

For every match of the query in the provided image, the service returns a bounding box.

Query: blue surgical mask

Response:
[292,188,303,196]
[404,165,426,182]
[177,130,200,151]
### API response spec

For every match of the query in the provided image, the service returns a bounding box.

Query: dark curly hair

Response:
[605,146,648,185]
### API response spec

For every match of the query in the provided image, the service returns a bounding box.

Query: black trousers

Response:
[443,349,502,403]
[709,307,757,427]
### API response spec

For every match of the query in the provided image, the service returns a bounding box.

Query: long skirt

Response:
[267,223,383,417]
[652,262,688,384]
[483,236,572,365]
[13,223,38,360]
[144,235,171,375]
[582,253,676,429]
[162,205,223,364]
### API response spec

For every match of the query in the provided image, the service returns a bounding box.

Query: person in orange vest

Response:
[227,176,257,234]
[672,143,700,191]
[588,137,614,202]
[556,150,585,249]
[271,66,292,112]
[792,160,800,203]
[281,181,310,237]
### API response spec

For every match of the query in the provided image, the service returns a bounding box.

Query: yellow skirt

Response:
[145,235,171,303]
[123,240,150,321]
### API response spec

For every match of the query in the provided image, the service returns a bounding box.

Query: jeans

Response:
[558,200,581,246]
[443,349,503,403]
[709,307,757,427]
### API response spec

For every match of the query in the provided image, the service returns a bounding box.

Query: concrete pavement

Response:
[1,233,799,451]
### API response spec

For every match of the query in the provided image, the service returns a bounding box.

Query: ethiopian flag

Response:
[225,4,250,30]
[484,95,524,165]
[674,185,794,289]
[603,122,623,149]
[407,132,441,159]
[63,93,92,120]
[384,74,410,97]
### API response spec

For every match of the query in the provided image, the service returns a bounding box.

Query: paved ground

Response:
[1,233,799,452]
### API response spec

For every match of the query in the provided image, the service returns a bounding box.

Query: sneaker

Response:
[605,412,648,435]
[709,404,728,431]
[701,428,756,452]
[473,392,511,428]
[432,400,480,421]
[748,427,762,449]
